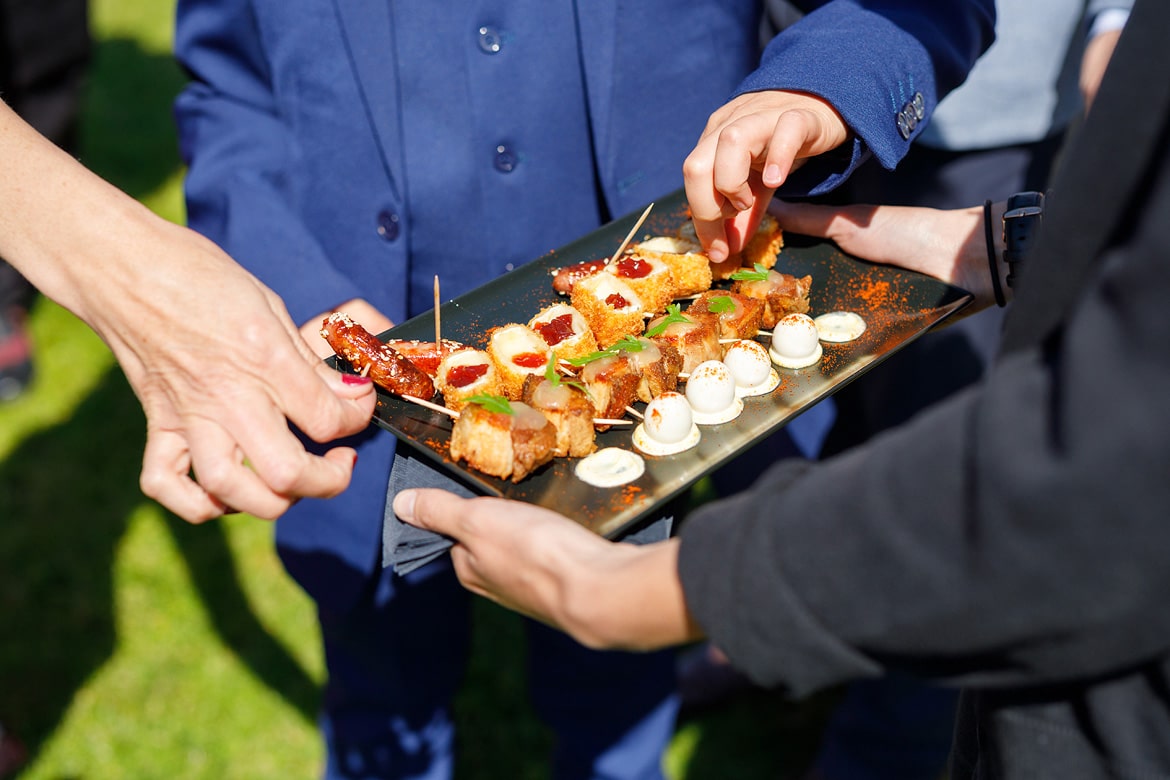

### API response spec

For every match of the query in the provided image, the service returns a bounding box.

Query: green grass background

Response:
[0,1,836,777]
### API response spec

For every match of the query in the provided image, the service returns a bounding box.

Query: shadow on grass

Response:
[0,365,322,765]
[0,368,131,759]
[168,514,322,724]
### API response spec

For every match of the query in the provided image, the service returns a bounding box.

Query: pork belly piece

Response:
[487,323,552,399]
[570,273,646,348]
[449,400,557,483]
[521,375,596,458]
[615,336,683,403]
[603,253,677,313]
[646,312,721,374]
[631,235,712,297]
[731,269,813,329]
[579,353,640,431]
[436,348,502,412]
[688,290,765,341]
[740,213,784,270]
[528,303,599,363]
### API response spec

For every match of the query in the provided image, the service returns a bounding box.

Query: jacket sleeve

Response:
[743,0,996,195]
[677,168,1170,697]
[173,0,365,326]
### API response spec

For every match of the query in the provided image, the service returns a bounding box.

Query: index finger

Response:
[265,347,377,445]
[208,387,361,504]
[682,133,735,261]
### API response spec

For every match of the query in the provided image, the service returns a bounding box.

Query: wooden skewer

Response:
[610,202,654,263]
[403,394,458,418]
[433,275,442,348]
[401,393,632,427]
[359,363,372,377]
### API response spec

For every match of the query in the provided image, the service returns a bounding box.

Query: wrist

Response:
[560,539,699,651]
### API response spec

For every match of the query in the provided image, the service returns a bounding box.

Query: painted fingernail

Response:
[342,373,372,386]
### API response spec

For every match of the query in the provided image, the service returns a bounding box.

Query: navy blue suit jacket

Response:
[174,0,992,611]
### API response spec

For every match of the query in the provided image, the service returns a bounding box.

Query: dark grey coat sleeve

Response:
[678,130,1170,699]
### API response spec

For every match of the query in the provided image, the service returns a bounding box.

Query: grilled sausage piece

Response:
[320,312,435,399]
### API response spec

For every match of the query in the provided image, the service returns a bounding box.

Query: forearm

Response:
[770,199,1011,313]
[395,490,704,651]
[0,100,163,329]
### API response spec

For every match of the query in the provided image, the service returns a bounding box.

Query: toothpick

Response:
[359,363,372,377]
[624,405,644,420]
[402,394,459,419]
[401,393,630,428]
[610,202,654,264]
[433,275,441,347]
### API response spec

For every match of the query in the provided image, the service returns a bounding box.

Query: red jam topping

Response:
[615,257,652,279]
[512,352,547,368]
[605,292,630,309]
[446,363,489,388]
[534,314,576,346]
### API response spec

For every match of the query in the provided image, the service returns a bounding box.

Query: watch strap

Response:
[1002,190,1045,288]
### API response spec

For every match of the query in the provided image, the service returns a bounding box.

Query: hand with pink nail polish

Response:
[682,90,849,264]
[0,100,376,523]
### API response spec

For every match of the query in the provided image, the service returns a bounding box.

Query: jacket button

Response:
[896,111,913,140]
[478,26,502,54]
[376,210,400,241]
[494,144,517,173]
[911,91,925,120]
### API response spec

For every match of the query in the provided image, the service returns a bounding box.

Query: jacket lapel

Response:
[330,0,405,202]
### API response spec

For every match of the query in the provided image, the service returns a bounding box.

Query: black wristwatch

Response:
[1002,191,1045,288]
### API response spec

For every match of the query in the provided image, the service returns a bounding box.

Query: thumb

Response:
[393,488,464,534]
